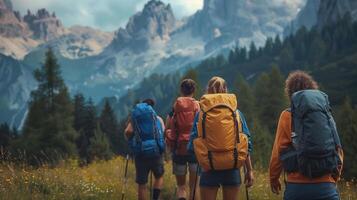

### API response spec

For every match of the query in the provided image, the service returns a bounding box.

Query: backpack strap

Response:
[132,117,142,143]
[201,112,207,139]
[233,111,241,169]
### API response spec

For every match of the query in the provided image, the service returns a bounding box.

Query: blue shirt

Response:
[187,110,252,154]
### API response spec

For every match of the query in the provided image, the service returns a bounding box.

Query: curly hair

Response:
[180,79,196,96]
[285,70,319,100]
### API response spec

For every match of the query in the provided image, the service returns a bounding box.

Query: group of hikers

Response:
[124,70,344,200]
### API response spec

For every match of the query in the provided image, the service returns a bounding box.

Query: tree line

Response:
[0,49,128,166]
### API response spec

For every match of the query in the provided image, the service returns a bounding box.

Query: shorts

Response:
[134,155,165,185]
[284,182,339,200]
[172,155,198,176]
[200,169,241,187]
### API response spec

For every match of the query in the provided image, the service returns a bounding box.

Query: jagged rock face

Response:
[109,0,176,52]
[0,0,12,10]
[0,54,36,128]
[284,0,321,36]
[0,0,29,38]
[187,0,304,52]
[317,0,357,27]
[24,8,67,41]
[40,26,114,59]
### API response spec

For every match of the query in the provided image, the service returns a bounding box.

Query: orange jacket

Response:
[269,110,344,184]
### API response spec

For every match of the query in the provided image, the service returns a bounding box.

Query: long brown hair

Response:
[285,70,319,100]
[206,76,228,94]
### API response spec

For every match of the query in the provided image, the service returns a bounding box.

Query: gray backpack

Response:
[280,90,342,178]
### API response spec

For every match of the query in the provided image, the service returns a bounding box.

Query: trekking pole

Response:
[244,165,250,200]
[149,171,153,200]
[121,154,130,200]
[192,164,200,200]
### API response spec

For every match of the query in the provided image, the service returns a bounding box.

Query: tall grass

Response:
[0,157,356,200]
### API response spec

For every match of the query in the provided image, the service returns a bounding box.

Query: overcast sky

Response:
[12,0,204,32]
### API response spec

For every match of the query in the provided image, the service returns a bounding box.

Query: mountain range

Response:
[1,0,356,128]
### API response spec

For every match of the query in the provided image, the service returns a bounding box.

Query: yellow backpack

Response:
[193,93,249,172]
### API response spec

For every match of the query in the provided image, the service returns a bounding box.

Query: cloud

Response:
[11,0,203,31]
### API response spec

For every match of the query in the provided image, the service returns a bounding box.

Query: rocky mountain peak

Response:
[0,0,12,10]
[109,0,176,52]
[24,8,66,41]
[0,0,30,38]
[187,0,302,52]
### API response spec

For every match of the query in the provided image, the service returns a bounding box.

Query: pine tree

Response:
[264,37,274,55]
[250,117,273,168]
[249,42,258,60]
[73,93,86,132]
[20,48,78,164]
[0,123,10,149]
[238,47,248,63]
[87,125,113,162]
[267,66,287,131]
[336,98,357,179]
[233,74,256,124]
[78,98,97,163]
[99,100,120,154]
[228,49,235,65]
[273,35,282,55]
[255,66,287,133]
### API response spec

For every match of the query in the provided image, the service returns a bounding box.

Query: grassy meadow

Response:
[0,156,356,200]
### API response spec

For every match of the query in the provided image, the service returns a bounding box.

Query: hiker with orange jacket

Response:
[188,76,254,200]
[269,71,344,200]
[166,79,200,200]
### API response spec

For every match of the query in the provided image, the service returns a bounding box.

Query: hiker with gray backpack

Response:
[124,99,166,200]
[269,71,344,200]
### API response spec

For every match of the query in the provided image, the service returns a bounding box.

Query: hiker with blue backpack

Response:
[188,76,254,200]
[269,71,344,200]
[124,99,166,200]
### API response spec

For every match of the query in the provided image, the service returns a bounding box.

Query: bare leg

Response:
[200,186,219,200]
[222,186,240,200]
[189,170,199,200]
[154,176,164,189]
[138,184,147,200]
[176,175,187,199]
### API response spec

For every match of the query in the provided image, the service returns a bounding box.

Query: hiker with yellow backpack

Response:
[269,71,344,200]
[166,79,200,200]
[188,76,254,200]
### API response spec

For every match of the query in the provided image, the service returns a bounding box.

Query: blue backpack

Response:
[280,90,342,178]
[129,103,165,157]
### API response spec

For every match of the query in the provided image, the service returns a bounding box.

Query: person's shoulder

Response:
[279,109,291,121]
[157,116,164,121]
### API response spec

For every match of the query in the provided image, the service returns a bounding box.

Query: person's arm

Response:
[165,109,174,133]
[334,147,344,181]
[238,110,254,187]
[238,110,252,153]
[158,116,165,132]
[124,121,134,140]
[187,113,199,153]
[269,111,291,195]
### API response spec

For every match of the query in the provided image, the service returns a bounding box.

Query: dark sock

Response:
[178,198,186,200]
[153,188,161,200]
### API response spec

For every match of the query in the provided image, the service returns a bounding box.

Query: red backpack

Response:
[166,97,200,155]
